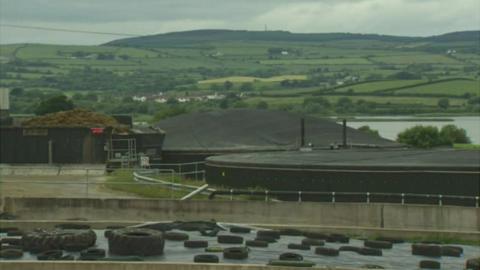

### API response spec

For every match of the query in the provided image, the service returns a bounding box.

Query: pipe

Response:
[342,119,347,148]
[300,118,305,148]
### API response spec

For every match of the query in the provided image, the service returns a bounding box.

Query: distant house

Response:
[177,97,190,103]
[446,49,457,55]
[154,98,167,104]
[133,96,147,102]
[281,51,289,55]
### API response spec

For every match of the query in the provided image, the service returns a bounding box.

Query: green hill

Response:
[105,29,480,48]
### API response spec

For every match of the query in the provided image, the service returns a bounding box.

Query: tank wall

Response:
[206,163,480,197]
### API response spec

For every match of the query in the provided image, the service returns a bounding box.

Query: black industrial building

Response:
[205,149,480,202]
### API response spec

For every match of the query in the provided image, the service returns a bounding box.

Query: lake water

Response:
[344,116,480,144]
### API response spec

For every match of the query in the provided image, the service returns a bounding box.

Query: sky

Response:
[0,0,479,45]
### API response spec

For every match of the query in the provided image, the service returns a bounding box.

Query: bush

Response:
[439,125,470,145]
[397,125,442,148]
[358,125,380,137]
[397,125,470,148]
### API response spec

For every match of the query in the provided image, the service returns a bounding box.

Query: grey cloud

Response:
[0,0,478,44]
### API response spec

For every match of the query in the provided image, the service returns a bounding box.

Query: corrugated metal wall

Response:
[0,127,107,164]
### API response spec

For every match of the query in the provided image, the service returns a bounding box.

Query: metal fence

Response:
[0,165,478,207]
[208,189,479,207]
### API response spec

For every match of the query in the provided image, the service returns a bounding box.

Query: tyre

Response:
[58,254,75,261]
[339,246,362,252]
[466,257,480,270]
[361,264,385,269]
[80,248,106,260]
[194,254,219,263]
[230,226,251,233]
[217,235,243,244]
[37,250,63,260]
[441,246,462,257]
[223,247,248,260]
[1,238,22,246]
[315,247,339,256]
[184,240,208,248]
[0,248,23,259]
[419,260,440,269]
[302,238,325,246]
[256,230,280,239]
[7,230,23,237]
[268,260,315,267]
[375,236,404,244]
[108,228,164,256]
[279,252,303,261]
[279,229,303,236]
[327,233,349,243]
[358,247,382,256]
[1,244,23,251]
[22,229,96,252]
[164,232,189,241]
[287,243,310,250]
[412,244,441,257]
[254,236,277,243]
[246,240,268,248]
[364,240,392,249]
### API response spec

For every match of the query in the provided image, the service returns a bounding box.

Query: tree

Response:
[335,97,353,113]
[10,87,24,96]
[256,101,269,110]
[239,82,254,92]
[358,125,380,137]
[437,98,450,110]
[439,125,470,145]
[34,95,74,115]
[223,80,233,91]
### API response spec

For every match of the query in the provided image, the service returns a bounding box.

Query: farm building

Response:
[0,109,164,165]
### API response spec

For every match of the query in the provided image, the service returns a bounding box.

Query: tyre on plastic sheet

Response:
[217,235,243,244]
[223,247,249,260]
[315,247,339,256]
[108,228,164,256]
[184,240,208,248]
[246,240,268,248]
[279,252,303,261]
[0,248,23,259]
[419,260,440,269]
[364,240,393,249]
[194,254,219,263]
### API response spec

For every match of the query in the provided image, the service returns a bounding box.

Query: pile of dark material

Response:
[155,109,398,151]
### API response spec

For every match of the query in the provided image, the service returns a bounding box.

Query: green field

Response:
[1,30,479,117]
[393,80,480,96]
[260,57,371,65]
[198,75,307,84]
[335,80,426,93]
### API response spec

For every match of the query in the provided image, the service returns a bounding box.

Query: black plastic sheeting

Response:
[3,224,479,270]
[155,109,399,152]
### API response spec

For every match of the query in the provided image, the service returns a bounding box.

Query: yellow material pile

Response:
[23,108,122,128]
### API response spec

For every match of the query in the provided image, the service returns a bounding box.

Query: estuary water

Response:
[345,116,480,144]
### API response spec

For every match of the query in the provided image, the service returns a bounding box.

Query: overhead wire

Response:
[0,23,140,37]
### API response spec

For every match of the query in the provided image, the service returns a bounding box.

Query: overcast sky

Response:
[0,0,479,45]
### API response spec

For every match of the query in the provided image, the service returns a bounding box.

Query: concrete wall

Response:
[2,197,479,233]
[0,262,360,270]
